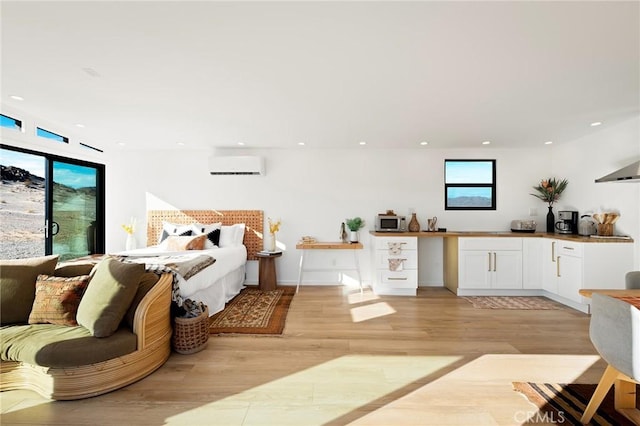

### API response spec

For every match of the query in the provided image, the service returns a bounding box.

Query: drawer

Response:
[377,270,417,288]
[373,236,417,251]
[458,237,522,251]
[374,250,418,270]
[557,241,583,257]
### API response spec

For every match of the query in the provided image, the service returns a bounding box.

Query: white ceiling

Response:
[1,1,638,151]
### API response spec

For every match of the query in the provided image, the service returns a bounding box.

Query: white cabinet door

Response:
[542,239,559,293]
[523,238,543,289]
[459,251,492,289]
[493,251,523,289]
[557,254,582,303]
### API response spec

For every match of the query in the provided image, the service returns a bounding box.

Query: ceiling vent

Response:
[208,155,265,176]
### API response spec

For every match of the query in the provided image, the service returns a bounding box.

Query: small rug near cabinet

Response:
[513,382,640,425]
[462,296,562,310]
[209,287,295,335]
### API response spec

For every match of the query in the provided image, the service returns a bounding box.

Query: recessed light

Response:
[237,142,245,146]
[298,142,305,146]
[545,141,553,145]
[75,124,85,128]
[359,141,367,146]
[177,142,185,146]
[117,142,126,146]
[591,121,602,127]
[420,141,428,146]
[10,95,24,101]
[482,140,491,145]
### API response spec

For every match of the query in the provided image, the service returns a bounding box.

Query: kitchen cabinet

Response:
[523,238,543,289]
[541,238,559,294]
[370,235,418,296]
[458,238,522,290]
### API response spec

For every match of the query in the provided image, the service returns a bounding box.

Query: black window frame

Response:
[0,143,106,256]
[444,159,497,211]
[0,113,23,131]
[36,127,69,144]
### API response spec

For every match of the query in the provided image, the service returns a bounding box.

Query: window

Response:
[36,127,69,144]
[444,159,496,210]
[0,144,105,260]
[1,114,22,131]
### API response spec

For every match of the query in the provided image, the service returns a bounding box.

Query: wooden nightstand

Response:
[256,252,282,291]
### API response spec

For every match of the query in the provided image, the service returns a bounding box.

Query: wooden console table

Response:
[295,242,363,293]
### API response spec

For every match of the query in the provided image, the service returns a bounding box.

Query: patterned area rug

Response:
[462,296,561,310]
[513,382,640,425]
[209,287,295,335]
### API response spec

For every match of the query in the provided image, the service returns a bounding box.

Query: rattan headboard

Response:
[147,210,264,260]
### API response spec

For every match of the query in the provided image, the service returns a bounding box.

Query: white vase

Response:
[125,234,137,251]
[350,230,359,243]
[269,233,277,252]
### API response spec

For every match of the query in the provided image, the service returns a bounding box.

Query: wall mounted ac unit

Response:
[208,155,265,175]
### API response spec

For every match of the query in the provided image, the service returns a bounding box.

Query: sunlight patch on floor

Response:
[164,355,461,426]
[350,302,396,323]
[347,289,380,305]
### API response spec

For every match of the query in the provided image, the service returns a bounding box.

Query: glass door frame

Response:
[1,144,105,257]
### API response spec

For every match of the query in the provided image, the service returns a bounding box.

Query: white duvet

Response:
[119,245,247,299]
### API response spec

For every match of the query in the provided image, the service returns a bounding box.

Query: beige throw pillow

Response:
[76,257,144,337]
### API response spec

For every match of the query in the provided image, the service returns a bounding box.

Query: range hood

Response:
[595,160,640,183]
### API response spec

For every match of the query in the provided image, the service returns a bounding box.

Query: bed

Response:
[121,210,263,316]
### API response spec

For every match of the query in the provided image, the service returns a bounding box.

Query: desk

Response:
[295,242,363,293]
[256,252,282,291]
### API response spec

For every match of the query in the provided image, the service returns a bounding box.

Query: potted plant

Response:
[530,178,569,233]
[345,217,365,243]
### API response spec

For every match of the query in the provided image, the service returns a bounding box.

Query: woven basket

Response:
[172,306,209,354]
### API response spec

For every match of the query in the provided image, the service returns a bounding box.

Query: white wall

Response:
[105,146,551,286]
[550,115,640,269]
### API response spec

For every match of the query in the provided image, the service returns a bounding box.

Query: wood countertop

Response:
[369,231,634,243]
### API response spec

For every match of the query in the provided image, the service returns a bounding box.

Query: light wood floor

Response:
[1,286,607,425]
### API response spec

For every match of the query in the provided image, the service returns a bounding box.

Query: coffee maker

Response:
[555,210,579,234]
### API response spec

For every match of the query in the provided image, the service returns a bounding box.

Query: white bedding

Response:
[119,245,247,313]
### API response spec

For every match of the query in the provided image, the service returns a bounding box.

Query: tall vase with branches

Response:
[530,178,569,233]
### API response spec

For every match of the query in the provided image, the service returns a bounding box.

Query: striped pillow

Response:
[28,274,91,326]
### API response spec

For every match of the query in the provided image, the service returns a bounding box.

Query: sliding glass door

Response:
[0,145,104,260]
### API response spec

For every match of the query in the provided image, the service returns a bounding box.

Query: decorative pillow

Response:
[158,221,193,244]
[123,272,159,329]
[191,222,222,248]
[219,224,246,247]
[28,274,91,326]
[76,257,144,338]
[161,234,207,251]
[0,255,59,325]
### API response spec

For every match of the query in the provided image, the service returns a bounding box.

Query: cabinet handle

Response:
[563,246,574,250]
[551,241,556,262]
[493,252,497,272]
[488,252,492,271]
[557,256,561,277]
[388,277,408,281]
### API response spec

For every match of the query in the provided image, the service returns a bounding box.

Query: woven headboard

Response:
[147,210,264,260]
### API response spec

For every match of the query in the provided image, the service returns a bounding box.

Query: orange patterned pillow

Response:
[162,234,208,251]
[28,274,91,326]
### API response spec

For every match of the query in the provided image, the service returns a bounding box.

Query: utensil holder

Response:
[597,223,613,236]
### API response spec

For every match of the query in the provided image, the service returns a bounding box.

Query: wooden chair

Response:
[580,293,640,424]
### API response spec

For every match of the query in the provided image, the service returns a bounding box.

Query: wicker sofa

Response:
[0,256,173,400]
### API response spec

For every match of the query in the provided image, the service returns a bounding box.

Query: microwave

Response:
[375,215,407,232]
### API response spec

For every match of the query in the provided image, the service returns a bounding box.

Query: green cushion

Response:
[123,272,160,329]
[54,262,97,278]
[0,324,136,367]
[76,258,144,337]
[0,255,59,325]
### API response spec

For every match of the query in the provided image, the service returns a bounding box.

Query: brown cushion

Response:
[123,272,160,329]
[54,262,97,278]
[76,258,144,337]
[28,275,90,326]
[0,255,59,325]
[163,234,207,251]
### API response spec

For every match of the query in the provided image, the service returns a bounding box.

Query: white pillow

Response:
[219,224,246,247]
[158,221,193,244]
[190,222,222,249]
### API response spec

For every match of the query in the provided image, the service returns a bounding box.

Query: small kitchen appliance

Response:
[510,220,536,233]
[555,210,579,234]
[375,215,407,232]
[578,215,598,236]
